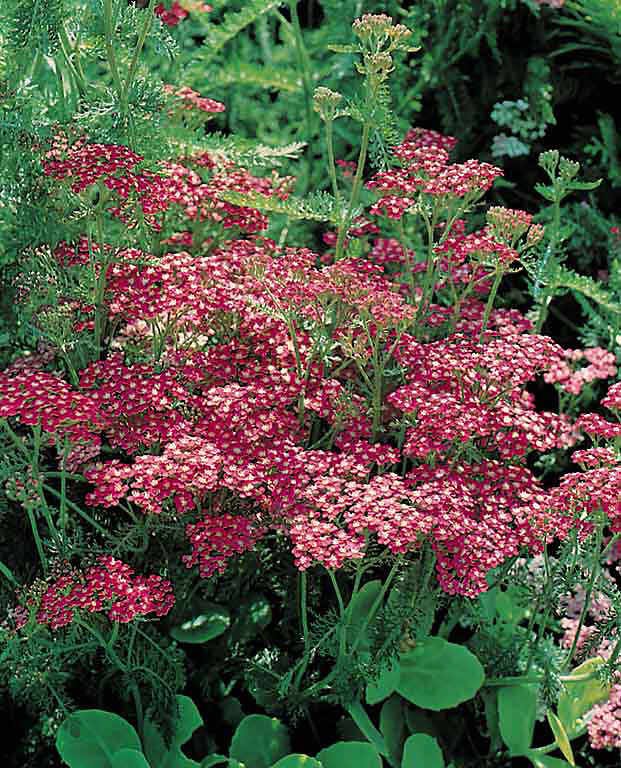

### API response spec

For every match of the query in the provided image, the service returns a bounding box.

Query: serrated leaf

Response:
[402,734,444,768]
[558,657,611,739]
[498,685,536,756]
[396,638,484,711]
[546,711,575,766]
[534,183,557,202]
[143,695,202,768]
[366,659,401,705]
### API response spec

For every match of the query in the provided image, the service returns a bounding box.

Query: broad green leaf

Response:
[547,711,575,766]
[396,638,485,711]
[498,685,537,756]
[170,604,230,644]
[270,756,323,768]
[558,657,611,739]
[316,742,382,768]
[495,586,528,625]
[380,696,405,765]
[346,580,382,650]
[403,707,438,739]
[230,594,272,643]
[56,710,141,768]
[526,752,574,768]
[110,749,151,768]
[366,659,400,705]
[481,689,501,753]
[230,715,290,768]
[402,734,444,768]
[143,695,203,768]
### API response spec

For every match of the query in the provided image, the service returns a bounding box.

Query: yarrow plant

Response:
[2,6,621,768]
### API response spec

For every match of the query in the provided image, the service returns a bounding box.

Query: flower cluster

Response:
[15,556,174,630]
[544,346,617,395]
[163,84,225,115]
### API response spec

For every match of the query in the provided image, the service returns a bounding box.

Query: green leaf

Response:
[558,657,611,739]
[270,756,323,768]
[230,594,272,643]
[567,180,602,192]
[56,710,142,768]
[316,742,382,768]
[380,696,405,765]
[495,586,528,625]
[534,183,557,202]
[546,711,575,766]
[143,695,203,768]
[170,604,231,644]
[346,580,382,650]
[366,659,401,705]
[230,715,291,768]
[402,734,445,768]
[110,750,151,768]
[396,638,485,711]
[526,753,574,768]
[498,685,537,756]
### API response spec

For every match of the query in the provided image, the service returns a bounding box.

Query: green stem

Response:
[325,120,341,221]
[42,483,113,539]
[335,121,371,260]
[484,671,600,688]
[288,0,314,156]
[351,558,402,655]
[121,0,157,122]
[103,0,123,100]
[563,513,604,671]
[479,268,504,343]
[346,700,394,765]
[75,618,128,671]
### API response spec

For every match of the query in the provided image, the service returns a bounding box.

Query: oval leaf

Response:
[316,742,382,768]
[366,659,401,706]
[396,638,484,711]
[230,715,291,768]
[402,734,445,768]
[526,752,574,768]
[270,756,323,768]
[346,581,382,650]
[498,685,537,756]
[56,710,141,768]
[110,749,152,768]
[558,657,611,739]
[170,604,230,644]
[547,711,575,766]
